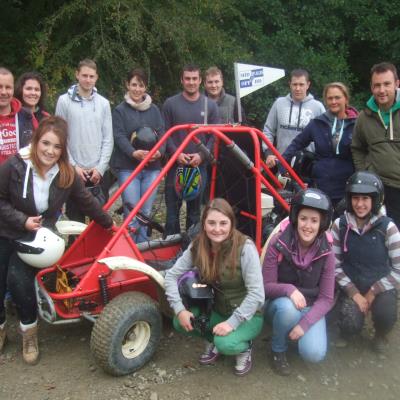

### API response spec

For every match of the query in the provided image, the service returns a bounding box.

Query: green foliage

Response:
[2,0,400,124]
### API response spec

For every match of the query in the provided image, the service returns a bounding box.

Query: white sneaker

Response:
[234,344,252,376]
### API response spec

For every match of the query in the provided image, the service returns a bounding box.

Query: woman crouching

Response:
[262,188,335,376]
[164,198,264,376]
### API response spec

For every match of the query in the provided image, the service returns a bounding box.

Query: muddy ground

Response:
[1,302,399,400]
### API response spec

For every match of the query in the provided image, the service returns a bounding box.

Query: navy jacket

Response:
[282,110,356,201]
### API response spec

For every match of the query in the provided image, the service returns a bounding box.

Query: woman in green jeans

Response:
[164,198,264,376]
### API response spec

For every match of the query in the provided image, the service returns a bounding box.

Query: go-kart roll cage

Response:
[102,124,305,253]
[35,124,304,322]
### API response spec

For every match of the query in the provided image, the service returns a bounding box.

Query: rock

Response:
[156,368,167,378]
[297,374,307,383]
[150,392,158,400]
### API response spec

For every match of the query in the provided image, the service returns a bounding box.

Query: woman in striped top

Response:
[332,171,400,352]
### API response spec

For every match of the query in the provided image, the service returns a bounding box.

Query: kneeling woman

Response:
[0,116,113,364]
[262,189,335,376]
[165,198,264,376]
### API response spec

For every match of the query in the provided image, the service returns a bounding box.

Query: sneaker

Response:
[271,351,291,376]
[372,334,388,354]
[199,341,219,365]
[234,345,252,376]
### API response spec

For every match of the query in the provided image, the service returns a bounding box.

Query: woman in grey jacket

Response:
[165,198,264,376]
[0,116,112,365]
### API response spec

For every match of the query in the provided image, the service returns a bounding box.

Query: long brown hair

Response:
[30,116,74,188]
[192,198,247,282]
[15,71,47,111]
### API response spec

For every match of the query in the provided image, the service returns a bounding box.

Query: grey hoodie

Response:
[55,84,113,176]
[262,93,325,155]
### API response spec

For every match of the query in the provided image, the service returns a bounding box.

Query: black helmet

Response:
[289,188,333,233]
[345,171,384,214]
[291,150,315,181]
[177,269,214,307]
[130,127,158,150]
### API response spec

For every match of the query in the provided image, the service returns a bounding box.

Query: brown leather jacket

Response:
[0,154,113,239]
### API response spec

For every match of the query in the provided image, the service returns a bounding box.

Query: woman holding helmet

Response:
[332,171,400,352]
[165,198,264,376]
[0,116,112,364]
[111,67,165,243]
[262,188,335,376]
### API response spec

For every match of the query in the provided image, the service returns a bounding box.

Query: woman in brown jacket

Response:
[0,116,112,365]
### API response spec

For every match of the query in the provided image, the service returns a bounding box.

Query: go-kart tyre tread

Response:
[90,292,161,376]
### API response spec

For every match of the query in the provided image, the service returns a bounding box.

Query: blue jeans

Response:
[164,164,207,235]
[117,168,160,243]
[265,297,327,363]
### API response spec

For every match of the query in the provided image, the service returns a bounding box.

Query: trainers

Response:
[0,324,6,353]
[199,341,219,365]
[372,334,388,354]
[271,351,291,376]
[234,345,252,376]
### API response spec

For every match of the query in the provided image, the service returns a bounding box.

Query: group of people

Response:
[264,63,400,230]
[0,58,399,379]
[165,170,399,377]
[164,61,400,376]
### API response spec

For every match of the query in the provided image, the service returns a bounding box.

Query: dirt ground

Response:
[1,302,400,400]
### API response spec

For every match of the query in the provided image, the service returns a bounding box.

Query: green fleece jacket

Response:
[352,97,400,188]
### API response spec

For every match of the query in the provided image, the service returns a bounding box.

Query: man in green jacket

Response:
[352,62,400,228]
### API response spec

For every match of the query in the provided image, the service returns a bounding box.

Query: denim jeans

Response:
[164,164,207,235]
[117,168,160,243]
[265,297,327,363]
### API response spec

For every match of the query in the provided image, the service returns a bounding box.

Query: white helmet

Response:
[15,227,65,268]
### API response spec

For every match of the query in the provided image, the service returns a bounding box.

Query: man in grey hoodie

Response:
[263,69,325,168]
[55,58,113,223]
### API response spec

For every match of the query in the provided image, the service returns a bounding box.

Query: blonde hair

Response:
[192,198,247,282]
[323,82,350,106]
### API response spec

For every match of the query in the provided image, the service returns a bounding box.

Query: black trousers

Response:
[384,184,400,229]
[338,289,398,337]
[0,238,14,325]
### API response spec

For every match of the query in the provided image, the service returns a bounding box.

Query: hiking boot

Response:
[372,334,388,354]
[20,325,39,365]
[0,324,6,353]
[271,351,291,376]
[234,344,252,376]
[199,341,219,365]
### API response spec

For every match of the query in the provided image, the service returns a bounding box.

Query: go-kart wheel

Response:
[90,292,162,376]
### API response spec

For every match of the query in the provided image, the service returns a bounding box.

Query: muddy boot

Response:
[20,324,39,365]
[0,324,6,352]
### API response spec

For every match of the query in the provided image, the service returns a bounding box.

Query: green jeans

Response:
[173,307,264,355]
